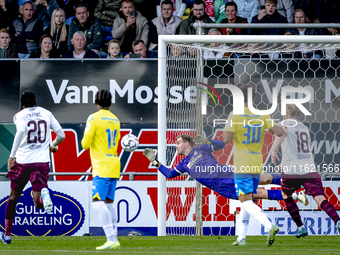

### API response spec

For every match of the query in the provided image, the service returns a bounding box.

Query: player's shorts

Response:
[281,172,325,197]
[213,175,239,200]
[234,173,260,197]
[92,176,118,201]
[6,161,49,192]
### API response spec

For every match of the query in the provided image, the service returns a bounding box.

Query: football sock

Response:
[292,193,298,200]
[242,200,272,232]
[284,197,303,227]
[267,190,283,200]
[37,196,43,207]
[5,219,13,237]
[271,174,281,185]
[238,205,250,241]
[320,200,340,224]
[106,203,118,242]
[5,200,16,220]
[92,201,115,242]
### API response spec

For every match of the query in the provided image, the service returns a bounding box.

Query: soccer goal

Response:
[157,35,340,236]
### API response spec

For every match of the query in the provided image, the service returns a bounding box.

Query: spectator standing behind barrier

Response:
[107,39,123,58]
[316,0,340,35]
[67,2,104,56]
[203,28,231,58]
[12,1,43,58]
[63,31,99,58]
[112,0,149,53]
[0,0,19,31]
[124,39,157,58]
[248,0,287,35]
[94,0,122,40]
[29,34,60,58]
[0,28,18,58]
[179,0,214,35]
[43,8,68,55]
[285,9,322,58]
[232,0,259,23]
[33,0,60,30]
[149,0,181,51]
[259,0,294,23]
[220,2,248,35]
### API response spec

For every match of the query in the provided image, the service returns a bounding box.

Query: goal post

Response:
[157,34,340,237]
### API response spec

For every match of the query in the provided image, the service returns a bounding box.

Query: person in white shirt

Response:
[271,104,340,238]
[203,28,231,59]
[0,91,65,245]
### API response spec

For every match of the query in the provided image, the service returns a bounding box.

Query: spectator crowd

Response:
[0,0,339,59]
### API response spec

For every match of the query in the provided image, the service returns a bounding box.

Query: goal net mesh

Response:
[164,41,340,236]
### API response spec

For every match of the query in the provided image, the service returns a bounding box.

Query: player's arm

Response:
[8,123,25,170]
[81,116,95,150]
[50,129,65,152]
[223,131,234,144]
[81,134,93,150]
[194,135,225,151]
[269,125,284,137]
[143,148,181,179]
[271,127,287,165]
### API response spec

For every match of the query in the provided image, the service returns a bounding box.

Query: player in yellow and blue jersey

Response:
[223,85,284,247]
[81,90,121,250]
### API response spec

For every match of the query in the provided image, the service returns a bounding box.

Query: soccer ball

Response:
[121,134,139,152]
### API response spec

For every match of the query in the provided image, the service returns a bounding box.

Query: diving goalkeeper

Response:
[143,134,307,202]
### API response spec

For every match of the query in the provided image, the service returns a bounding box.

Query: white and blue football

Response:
[121,134,139,152]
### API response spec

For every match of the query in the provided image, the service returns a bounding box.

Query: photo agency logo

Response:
[216,84,312,116]
[197,82,223,106]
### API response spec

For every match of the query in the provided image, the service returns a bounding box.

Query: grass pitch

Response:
[0,235,338,255]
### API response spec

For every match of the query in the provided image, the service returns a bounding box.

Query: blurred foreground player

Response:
[223,85,284,246]
[271,104,340,237]
[1,91,65,244]
[81,90,121,250]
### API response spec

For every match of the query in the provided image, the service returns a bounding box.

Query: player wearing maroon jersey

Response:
[0,91,65,244]
[271,104,340,238]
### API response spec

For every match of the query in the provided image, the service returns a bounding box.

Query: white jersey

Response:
[279,119,315,175]
[13,106,62,164]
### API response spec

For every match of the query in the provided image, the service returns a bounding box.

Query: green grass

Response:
[0,236,338,255]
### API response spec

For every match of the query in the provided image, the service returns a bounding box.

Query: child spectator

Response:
[0,28,18,58]
[107,39,123,58]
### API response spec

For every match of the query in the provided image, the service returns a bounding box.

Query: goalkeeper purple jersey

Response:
[161,140,238,200]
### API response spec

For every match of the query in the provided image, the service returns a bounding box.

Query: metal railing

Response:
[193,23,340,29]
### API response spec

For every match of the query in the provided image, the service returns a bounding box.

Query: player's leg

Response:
[235,174,278,246]
[259,173,281,186]
[0,181,27,244]
[30,163,52,213]
[1,162,31,244]
[232,206,249,246]
[105,178,119,245]
[92,176,120,250]
[304,173,340,230]
[281,174,307,238]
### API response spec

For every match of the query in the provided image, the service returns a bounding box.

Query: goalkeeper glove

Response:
[143,148,160,167]
[194,135,211,146]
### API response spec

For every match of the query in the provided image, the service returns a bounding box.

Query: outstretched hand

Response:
[143,148,155,162]
[194,135,211,146]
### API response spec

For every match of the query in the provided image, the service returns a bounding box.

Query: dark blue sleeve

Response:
[158,165,181,179]
[211,140,225,151]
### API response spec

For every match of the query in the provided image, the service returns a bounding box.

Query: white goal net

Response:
[158,35,340,236]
